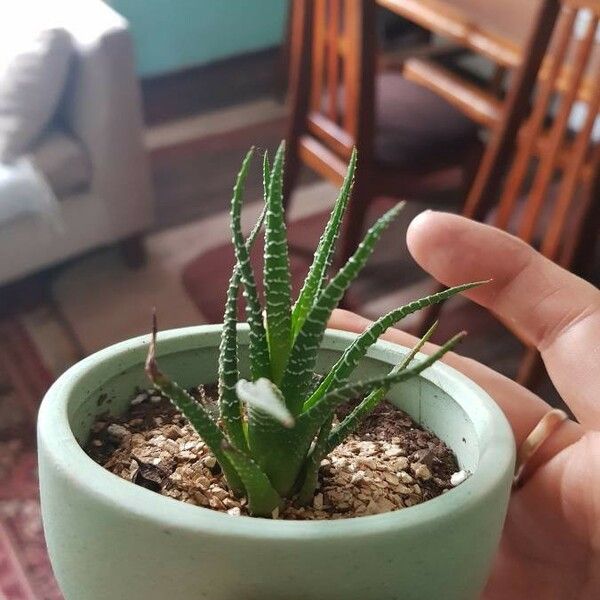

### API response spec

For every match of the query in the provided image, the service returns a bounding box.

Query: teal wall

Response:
[108,0,288,78]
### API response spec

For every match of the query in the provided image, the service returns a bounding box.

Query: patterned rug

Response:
[0,320,62,600]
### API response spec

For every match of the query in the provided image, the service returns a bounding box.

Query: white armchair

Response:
[0,0,154,284]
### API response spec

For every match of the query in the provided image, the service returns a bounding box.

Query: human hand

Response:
[329,211,600,599]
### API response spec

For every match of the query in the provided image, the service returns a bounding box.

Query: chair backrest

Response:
[476,0,600,265]
[305,0,376,160]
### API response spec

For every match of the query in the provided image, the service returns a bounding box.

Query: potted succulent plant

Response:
[38,143,515,600]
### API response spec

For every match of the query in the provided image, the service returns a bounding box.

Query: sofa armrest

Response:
[60,0,154,235]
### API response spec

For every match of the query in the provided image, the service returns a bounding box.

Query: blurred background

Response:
[0,1,598,596]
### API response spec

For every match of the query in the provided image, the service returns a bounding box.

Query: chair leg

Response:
[488,65,507,95]
[461,140,484,206]
[276,1,294,102]
[283,0,313,213]
[569,173,600,282]
[119,234,147,270]
[283,140,302,212]
[462,0,560,219]
[517,346,545,390]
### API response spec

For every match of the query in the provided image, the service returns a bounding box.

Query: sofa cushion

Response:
[0,156,61,227]
[0,27,74,162]
[29,130,92,197]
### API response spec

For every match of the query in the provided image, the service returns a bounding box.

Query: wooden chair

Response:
[284,0,482,266]
[399,0,600,216]
[418,0,600,389]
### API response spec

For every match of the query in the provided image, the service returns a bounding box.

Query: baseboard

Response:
[141,46,285,125]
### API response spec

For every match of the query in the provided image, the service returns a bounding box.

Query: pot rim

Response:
[38,324,515,540]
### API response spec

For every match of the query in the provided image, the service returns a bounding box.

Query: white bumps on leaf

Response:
[236,378,295,428]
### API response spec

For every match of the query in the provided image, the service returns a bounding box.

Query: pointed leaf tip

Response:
[263,139,292,383]
[237,378,295,428]
[145,311,160,382]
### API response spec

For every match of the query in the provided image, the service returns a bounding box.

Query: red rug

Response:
[0,320,62,599]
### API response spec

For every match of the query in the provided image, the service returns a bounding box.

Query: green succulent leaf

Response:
[296,414,333,505]
[303,281,486,411]
[295,331,466,451]
[145,319,244,495]
[230,148,271,381]
[218,206,267,452]
[237,378,295,428]
[242,374,300,494]
[291,148,357,337]
[263,151,271,204]
[153,144,483,510]
[326,320,439,452]
[263,141,293,384]
[246,405,307,497]
[221,441,282,517]
[281,202,405,413]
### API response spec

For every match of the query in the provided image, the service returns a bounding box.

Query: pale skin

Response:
[329,211,600,600]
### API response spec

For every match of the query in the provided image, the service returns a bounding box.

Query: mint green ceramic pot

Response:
[38,325,515,600]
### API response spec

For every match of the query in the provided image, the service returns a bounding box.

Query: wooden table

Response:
[378,0,541,67]
[378,0,599,102]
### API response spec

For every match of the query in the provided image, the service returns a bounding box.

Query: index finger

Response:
[407,211,600,428]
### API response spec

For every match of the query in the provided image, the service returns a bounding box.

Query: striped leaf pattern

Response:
[281,202,405,413]
[263,151,271,205]
[246,407,307,495]
[230,148,271,381]
[302,281,485,411]
[295,332,466,445]
[326,321,439,453]
[291,148,357,337]
[222,442,282,517]
[263,142,292,384]
[296,414,333,504]
[218,206,267,452]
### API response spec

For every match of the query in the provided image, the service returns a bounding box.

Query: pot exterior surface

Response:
[38,325,515,600]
